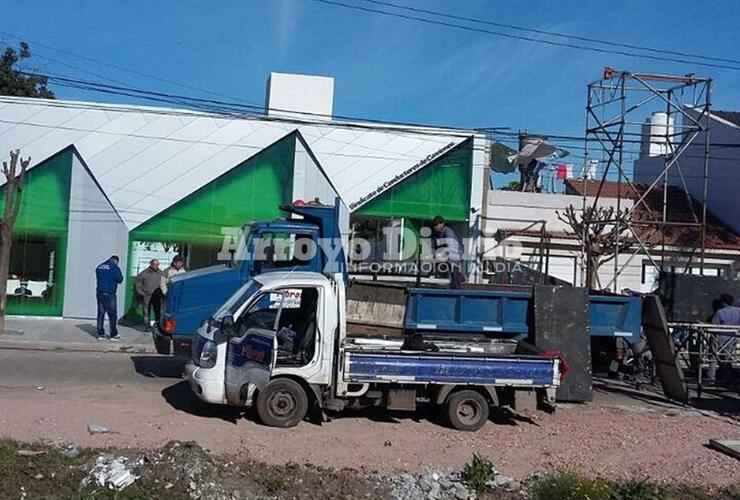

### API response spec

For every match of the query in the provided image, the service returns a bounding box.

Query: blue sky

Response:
[3,0,739,150]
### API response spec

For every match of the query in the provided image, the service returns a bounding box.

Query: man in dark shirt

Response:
[95,255,124,341]
[431,215,464,289]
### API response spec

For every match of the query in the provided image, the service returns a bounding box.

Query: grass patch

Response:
[527,470,612,500]
[258,473,289,494]
[526,470,740,500]
[0,438,91,498]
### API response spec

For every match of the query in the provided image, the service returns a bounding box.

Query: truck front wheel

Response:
[446,390,489,432]
[256,379,309,428]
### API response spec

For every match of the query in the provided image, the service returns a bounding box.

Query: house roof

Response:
[713,110,740,128]
[563,179,740,250]
[0,97,476,229]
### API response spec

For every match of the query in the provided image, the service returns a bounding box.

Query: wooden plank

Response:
[708,439,740,460]
[534,285,592,402]
[642,294,688,403]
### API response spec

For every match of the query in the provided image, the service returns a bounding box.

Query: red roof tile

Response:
[553,180,740,250]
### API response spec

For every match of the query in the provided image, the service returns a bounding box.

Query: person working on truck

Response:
[160,255,185,296]
[95,255,124,341]
[135,259,162,332]
[710,293,740,382]
[431,215,464,289]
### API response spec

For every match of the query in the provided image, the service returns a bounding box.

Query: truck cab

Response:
[186,271,562,431]
[154,199,346,357]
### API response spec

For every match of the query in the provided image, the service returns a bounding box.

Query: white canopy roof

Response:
[0,97,475,229]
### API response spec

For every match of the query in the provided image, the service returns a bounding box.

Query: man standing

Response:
[95,255,123,341]
[431,215,464,289]
[711,293,740,381]
[135,259,162,332]
[160,255,186,296]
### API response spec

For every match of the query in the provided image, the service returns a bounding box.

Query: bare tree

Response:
[0,150,30,333]
[557,204,634,290]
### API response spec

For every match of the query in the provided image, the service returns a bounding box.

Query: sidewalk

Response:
[0,317,157,354]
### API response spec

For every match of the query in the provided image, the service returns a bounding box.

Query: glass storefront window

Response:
[6,234,65,316]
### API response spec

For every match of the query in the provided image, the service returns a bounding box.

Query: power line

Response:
[358,0,740,66]
[20,71,740,152]
[5,72,740,173]
[18,70,493,138]
[0,31,262,107]
[300,0,740,72]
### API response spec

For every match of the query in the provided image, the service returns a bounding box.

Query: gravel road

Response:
[0,350,738,486]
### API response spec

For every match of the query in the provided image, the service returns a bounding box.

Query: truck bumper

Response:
[185,363,226,405]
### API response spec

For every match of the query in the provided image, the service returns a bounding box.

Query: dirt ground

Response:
[1,379,738,488]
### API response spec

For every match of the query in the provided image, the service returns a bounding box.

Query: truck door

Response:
[224,292,284,404]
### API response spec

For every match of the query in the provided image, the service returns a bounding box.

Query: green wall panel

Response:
[130,134,296,246]
[0,149,72,316]
[354,139,473,222]
[124,134,297,317]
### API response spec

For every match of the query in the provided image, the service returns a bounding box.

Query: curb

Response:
[0,339,157,354]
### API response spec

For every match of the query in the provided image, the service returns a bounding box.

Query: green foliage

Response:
[612,478,668,499]
[0,42,55,98]
[259,473,288,493]
[527,470,612,500]
[462,453,494,492]
[526,471,736,500]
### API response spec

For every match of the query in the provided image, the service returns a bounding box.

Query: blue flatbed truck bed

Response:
[345,348,559,386]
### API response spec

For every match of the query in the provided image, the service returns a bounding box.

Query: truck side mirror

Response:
[221,314,236,335]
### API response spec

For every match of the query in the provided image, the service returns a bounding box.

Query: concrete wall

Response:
[63,153,129,319]
[633,111,740,233]
[292,136,339,206]
[484,189,633,236]
[468,134,489,282]
[291,136,350,248]
[483,190,634,289]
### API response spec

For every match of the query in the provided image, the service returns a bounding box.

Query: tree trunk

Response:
[0,232,11,334]
[586,256,600,290]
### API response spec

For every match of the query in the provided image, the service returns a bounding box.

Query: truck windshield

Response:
[212,279,262,320]
[227,229,254,268]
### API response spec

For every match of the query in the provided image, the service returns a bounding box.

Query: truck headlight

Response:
[197,339,217,368]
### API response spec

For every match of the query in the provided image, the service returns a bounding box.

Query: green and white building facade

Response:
[0,73,487,319]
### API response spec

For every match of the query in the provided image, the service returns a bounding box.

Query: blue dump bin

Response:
[404,288,643,343]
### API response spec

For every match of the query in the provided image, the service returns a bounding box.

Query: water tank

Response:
[640,112,675,157]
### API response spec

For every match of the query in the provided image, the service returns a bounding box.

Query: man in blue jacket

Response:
[95,255,124,341]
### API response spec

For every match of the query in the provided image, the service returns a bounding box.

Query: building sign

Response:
[349,142,457,210]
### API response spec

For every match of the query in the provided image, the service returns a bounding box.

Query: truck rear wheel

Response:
[256,379,308,428]
[446,390,489,432]
[152,330,171,356]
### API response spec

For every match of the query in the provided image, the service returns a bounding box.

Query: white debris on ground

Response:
[61,443,79,459]
[82,455,142,491]
[87,424,110,435]
[368,466,520,500]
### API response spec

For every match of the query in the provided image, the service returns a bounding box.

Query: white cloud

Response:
[274,0,301,65]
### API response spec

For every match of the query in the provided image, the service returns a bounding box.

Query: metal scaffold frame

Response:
[582,68,713,291]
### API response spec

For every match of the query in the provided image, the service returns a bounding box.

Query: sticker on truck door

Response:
[269,289,302,309]
[226,327,276,390]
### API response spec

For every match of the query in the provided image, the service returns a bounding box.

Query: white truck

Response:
[185,271,562,431]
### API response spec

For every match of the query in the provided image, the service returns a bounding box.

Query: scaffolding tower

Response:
[582,68,712,291]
